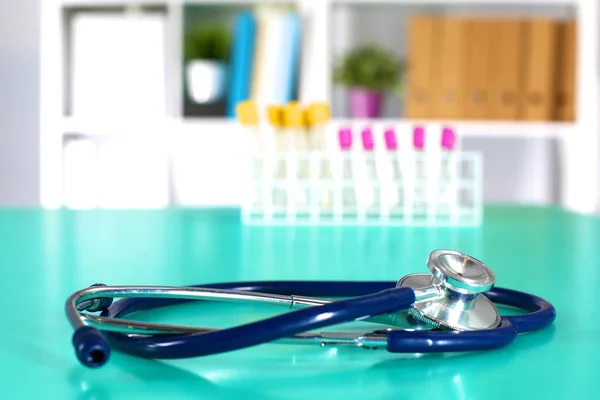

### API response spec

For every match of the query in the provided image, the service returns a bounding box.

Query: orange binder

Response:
[556,19,577,121]
[404,15,442,119]
[488,18,526,120]
[435,16,469,120]
[521,19,559,121]
[463,18,492,120]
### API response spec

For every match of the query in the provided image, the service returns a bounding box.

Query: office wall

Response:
[0,0,41,206]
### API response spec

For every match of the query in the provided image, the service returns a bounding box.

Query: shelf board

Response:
[60,116,574,139]
[61,0,294,7]
[60,116,239,140]
[61,0,167,7]
[61,0,582,5]
[61,116,175,140]
[331,119,575,138]
[184,0,296,3]
[332,0,579,5]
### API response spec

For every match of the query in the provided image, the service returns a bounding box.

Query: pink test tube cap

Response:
[338,127,352,150]
[441,127,456,150]
[384,128,397,150]
[361,127,374,151]
[413,126,425,150]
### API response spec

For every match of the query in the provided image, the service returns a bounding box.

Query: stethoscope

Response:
[66,249,556,368]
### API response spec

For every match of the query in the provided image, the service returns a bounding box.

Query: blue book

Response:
[273,13,302,105]
[226,12,257,118]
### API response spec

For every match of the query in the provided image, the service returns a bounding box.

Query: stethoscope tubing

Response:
[83,281,554,363]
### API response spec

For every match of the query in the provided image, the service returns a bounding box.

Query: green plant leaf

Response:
[184,24,232,62]
[333,43,404,92]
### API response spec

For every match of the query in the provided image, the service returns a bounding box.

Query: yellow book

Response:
[521,18,559,121]
[435,16,469,120]
[463,18,492,120]
[555,19,577,121]
[488,18,526,120]
[405,15,442,119]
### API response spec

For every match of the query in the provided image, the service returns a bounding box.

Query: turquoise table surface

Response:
[1,205,599,399]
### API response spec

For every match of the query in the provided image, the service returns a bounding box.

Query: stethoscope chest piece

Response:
[398,250,502,331]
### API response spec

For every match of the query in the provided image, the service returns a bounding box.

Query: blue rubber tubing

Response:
[86,281,555,361]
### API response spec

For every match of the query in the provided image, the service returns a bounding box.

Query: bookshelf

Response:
[40,0,598,213]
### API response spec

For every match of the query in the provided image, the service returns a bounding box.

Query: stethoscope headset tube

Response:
[66,250,556,368]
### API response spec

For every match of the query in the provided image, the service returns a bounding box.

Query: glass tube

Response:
[307,103,333,211]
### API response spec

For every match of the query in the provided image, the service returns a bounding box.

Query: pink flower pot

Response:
[349,87,384,118]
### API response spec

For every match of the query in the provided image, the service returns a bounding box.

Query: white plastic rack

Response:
[241,124,483,226]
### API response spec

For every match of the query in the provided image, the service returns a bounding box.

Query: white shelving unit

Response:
[40,0,599,213]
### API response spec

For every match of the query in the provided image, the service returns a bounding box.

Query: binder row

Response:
[405,15,576,122]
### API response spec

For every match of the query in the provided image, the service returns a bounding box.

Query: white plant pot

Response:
[186,60,228,104]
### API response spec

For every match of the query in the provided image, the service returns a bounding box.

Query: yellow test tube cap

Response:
[235,100,259,126]
[301,107,311,127]
[267,105,283,127]
[282,102,304,128]
[307,103,331,126]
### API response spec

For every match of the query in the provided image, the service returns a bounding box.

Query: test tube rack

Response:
[240,121,483,227]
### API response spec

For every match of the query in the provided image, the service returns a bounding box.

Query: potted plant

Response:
[184,24,231,104]
[333,44,403,118]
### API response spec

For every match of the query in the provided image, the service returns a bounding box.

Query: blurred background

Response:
[1,0,598,213]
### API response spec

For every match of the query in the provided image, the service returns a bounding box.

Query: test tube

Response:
[337,127,354,211]
[423,126,453,220]
[406,126,425,215]
[441,127,458,215]
[235,101,262,210]
[382,127,400,212]
[235,100,261,177]
[282,102,307,209]
[306,103,332,178]
[284,102,309,178]
[413,125,426,173]
[425,129,441,220]
[339,127,353,176]
[268,105,288,209]
[441,127,456,159]
[306,103,332,210]
[269,104,284,156]
[384,127,400,178]
[360,127,376,210]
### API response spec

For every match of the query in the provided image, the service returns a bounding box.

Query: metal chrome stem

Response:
[81,313,391,349]
[277,331,388,349]
[67,284,443,339]
[413,285,444,303]
[65,248,502,356]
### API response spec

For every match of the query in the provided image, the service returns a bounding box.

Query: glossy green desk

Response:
[1,205,598,399]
